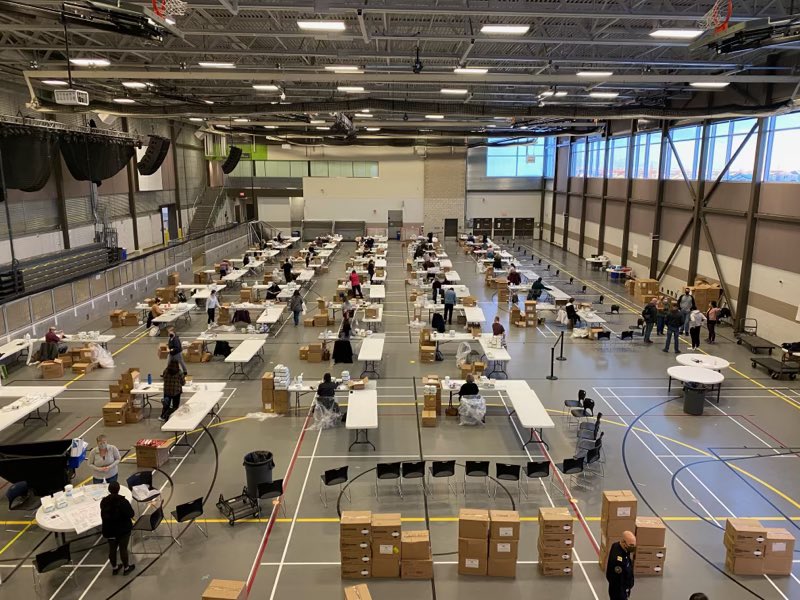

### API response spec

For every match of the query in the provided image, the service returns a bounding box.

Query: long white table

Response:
[161,390,224,453]
[0,339,32,364]
[129,381,226,415]
[368,285,386,302]
[256,305,286,326]
[358,333,385,378]
[222,269,249,285]
[463,306,486,324]
[360,305,384,331]
[478,333,512,378]
[36,484,134,537]
[36,334,115,350]
[0,385,66,429]
[224,339,266,379]
[346,386,378,451]
[152,303,193,326]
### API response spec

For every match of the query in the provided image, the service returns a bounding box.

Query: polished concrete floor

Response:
[0,237,798,600]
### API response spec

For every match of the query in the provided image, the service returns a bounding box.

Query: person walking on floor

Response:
[606,531,636,600]
[706,301,720,344]
[656,296,669,336]
[678,287,696,335]
[367,259,375,284]
[159,360,185,421]
[663,304,683,354]
[100,481,135,576]
[641,298,658,344]
[289,290,304,326]
[432,276,443,303]
[688,307,707,351]
[283,258,294,284]
[206,289,219,326]
[443,287,457,325]
[349,269,364,299]
[166,328,187,374]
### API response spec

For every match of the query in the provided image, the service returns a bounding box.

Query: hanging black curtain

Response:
[60,132,135,186]
[0,124,58,192]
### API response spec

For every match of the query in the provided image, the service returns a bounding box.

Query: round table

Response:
[36,484,134,542]
[676,354,730,371]
[667,365,725,408]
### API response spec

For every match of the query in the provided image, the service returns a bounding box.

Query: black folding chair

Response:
[522,460,551,498]
[257,479,287,516]
[552,457,585,495]
[426,460,457,497]
[584,447,605,477]
[33,543,76,593]
[375,462,402,499]
[132,505,170,554]
[401,461,426,495]
[493,463,522,502]
[127,471,161,510]
[463,460,490,497]
[319,466,350,508]
[170,497,207,546]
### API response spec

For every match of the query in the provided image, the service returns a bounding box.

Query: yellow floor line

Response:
[0,523,31,555]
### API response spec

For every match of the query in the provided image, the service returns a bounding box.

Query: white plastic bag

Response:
[301,302,307,315]
[571,328,589,339]
[148,326,159,337]
[89,343,115,369]
[459,395,486,426]
[455,342,472,367]
[307,399,343,430]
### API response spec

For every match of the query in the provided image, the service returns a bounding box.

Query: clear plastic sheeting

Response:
[245,412,282,422]
[455,342,471,367]
[459,395,486,426]
[571,328,590,339]
[89,343,115,368]
[307,398,343,430]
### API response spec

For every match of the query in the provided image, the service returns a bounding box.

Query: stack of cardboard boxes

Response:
[458,508,490,576]
[40,358,65,379]
[372,513,403,578]
[343,584,372,600]
[688,280,723,311]
[599,490,637,571]
[69,346,98,375]
[134,439,171,469]
[538,507,574,577]
[155,286,178,303]
[419,329,436,363]
[103,368,142,426]
[186,341,211,363]
[400,530,433,579]
[421,375,440,427]
[218,304,231,324]
[341,511,372,580]
[109,310,138,328]
[633,516,667,576]
[261,371,289,414]
[724,519,767,575]
[630,279,659,305]
[488,510,520,577]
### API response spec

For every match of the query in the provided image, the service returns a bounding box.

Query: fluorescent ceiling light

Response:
[366,127,381,132]
[233,118,249,122]
[315,126,331,130]
[122,81,149,89]
[454,67,488,75]
[309,119,326,124]
[337,86,365,92]
[589,91,619,98]
[263,125,277,129]
[425,115,445,119]
[441,88,468,95]
[324,65,360,71]
[189,117,204,122]
[204,100,215,104]
[359,109,370,113]
[540,91,555,97]
[198,62,235,68]
[480,24,530,35]
[69,58,110,67]
[690,81,729,89]
[112,98,136,104]
[252,84,279,91]
[487,125,497,128]
[649,28,703,39]
[554,91,568,97]
[354,113,373,117]
[297,20,346,31]
[577,71,614,78]
[42,79,68,86]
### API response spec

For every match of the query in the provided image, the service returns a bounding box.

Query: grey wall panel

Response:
[586,198,602,223]
[660,207,692,243]
[630,204,654,236]
[753,220,800,275]
[556,141,570,192]
[663,180,694,207]
[568,177,582,193]
[606,179,627,198]
[701,213,746,257]
[555,193,567,214]
[605,201,625,227]
[632,179,658,201]
[759,184,800,218]
[587,178,603,196]
[710,182,750,212]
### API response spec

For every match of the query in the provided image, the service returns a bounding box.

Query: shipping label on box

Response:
[488,540,519,561]
[764,528,795,557]
[372,541,400,557]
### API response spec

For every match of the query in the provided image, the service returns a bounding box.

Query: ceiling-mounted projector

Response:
[54,89,90,106]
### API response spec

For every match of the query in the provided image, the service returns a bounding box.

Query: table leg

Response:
[349,429,376,451]
[229,363,249,380]
[522,428,549,450]
[23,407,48,426]
[361,361,380,379]
[668,376,672,395]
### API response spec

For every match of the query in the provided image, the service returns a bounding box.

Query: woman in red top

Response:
[349,270,364,299]
[706,301,721,344]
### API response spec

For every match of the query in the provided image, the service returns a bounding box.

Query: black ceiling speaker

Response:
[221,146,242,174]
[137,135,170,176]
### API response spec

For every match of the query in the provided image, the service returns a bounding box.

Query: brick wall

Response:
[424,148,466,233]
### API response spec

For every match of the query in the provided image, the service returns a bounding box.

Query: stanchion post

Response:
[546,346,558,380]
[556,331,567,361]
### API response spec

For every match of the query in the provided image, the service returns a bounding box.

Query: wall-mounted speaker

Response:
[221,146,242,174]
[137,135,170,175]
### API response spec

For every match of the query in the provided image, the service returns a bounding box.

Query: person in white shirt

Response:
[688,308,707,350]
[206,289,220,325]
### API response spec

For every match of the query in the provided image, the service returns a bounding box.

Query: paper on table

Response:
[66,503,103,534]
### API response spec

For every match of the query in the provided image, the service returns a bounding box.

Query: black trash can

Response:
[244,451,275,499]
[682,385,705,416]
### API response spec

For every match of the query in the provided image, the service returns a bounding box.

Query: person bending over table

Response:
[507,266,521,286]
[350,270,364,299]
[265,282,281,301]
[492,254,503,270]
[160,360,185,422]
[283,258,294,283]
[492,316,505,336]
[100,481,135,576]
[527,277,550,301]
[146,299,163,329]
[88,434,121,484]
[459,373,479,399]
[432,276,443,302]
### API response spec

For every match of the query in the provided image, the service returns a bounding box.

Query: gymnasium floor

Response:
[0,238,798,600]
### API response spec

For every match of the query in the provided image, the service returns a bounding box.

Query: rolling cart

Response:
[751,349,800,380]
[736,319,776,354]
[216,487,260,526]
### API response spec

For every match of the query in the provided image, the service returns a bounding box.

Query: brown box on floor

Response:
[725,555,764,576]
[307,343,323,363]
[538,561,574,577]
[270,390,290,415]
[201,579,246,600]
[371,556,400,578]
[168,272,180,287]
[458,537,488,576]
[538,542,573,564]
[372,513,401,542]
[539,507,573,534]
[488,539,518,561]
[72,362,97,375]
[401,530,430,560]
[109,310,125,327]
[459,508,490,539]
[303,317,315,327]
[341,511,372,541]
[343,584,372,600]
[423,394,438,411]
[490,510,520,540]
[158,343,169,359]
[401,556,433,579]
[124,313,139,327]
[40,359,64,379]
[341,564,371,579]
[602,490,638,521]
[120,368,140,391]
[135,440,171,468]
[58,353,73,368]
[419,346,436,363]
[299,345,309,360]
[421,410,437,427]
[103,402,127,426]
[635,517,666,546]
[763,528,795,575]
[125,408,144,424]
[633,558,665,576]
[487,557,517,578]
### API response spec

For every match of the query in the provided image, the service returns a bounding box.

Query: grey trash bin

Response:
[244,451,275,499]
[682,385,705,415]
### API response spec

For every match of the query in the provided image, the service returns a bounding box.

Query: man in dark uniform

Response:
[606,531,636,600]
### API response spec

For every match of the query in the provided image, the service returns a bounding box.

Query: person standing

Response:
[100,481,135,576]
[443,287,457,325]
[206,289,219,326]
[641,298,658,344]
[349,269,364,299]
[159,360,185,422]
[289,290,304,326]
[606,531,636,600]
[367,259,375,284]
[688,307,707,351]
[491,316,505,337]
[656,297,669,336]
[219,259,230,279]
[507,266,521,286]
[432,276,443,303]
[167,328,187,374]
[663,304,683,354]
[88,434,121,484]
[282,258,294,284]
[706,301,720,344]
[678,287,696,335]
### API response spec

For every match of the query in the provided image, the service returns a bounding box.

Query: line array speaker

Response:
[221,146,242,174]
[137,135,171,176]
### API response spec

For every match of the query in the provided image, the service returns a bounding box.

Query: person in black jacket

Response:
[492,254,502,271]
[663,304,683,354]
[641,298,658,344]
[458,373,479,399]
[166,328,187,374]
[606,531,635,600]
[282,258,294,283]
[432,276,443,303]
[100,481,135,575]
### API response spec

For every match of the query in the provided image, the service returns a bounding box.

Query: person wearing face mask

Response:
[88,434,121,484]
[606,531,636,600]
[677,287,696,335]
[166,327,187,374]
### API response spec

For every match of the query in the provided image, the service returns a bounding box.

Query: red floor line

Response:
[245,408,315,595]
[739,415,797,451]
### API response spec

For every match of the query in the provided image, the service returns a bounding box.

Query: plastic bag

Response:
[301,302,307,315]
[307,399,343,430]
[571,328,590,339]
[459,395,486,426]
[455,342,472,367]
[148,326,159,337]
[89,343,115,368]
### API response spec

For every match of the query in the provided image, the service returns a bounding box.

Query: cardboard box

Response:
[459,508,490,539]
[538,561,573,576]
[537,542,573,563]
[58,353,73,367]
[763,555,793,576]
[120,368,140,391]
[488,539,518,561]
[764,528,795,557]
[725,519,767,545]
[421,410,438,427]
[538,507,573,534]
[341,564,371,579]
[303,317,315,327]
[158,343,169,359]
[602,490,638,521]
[168,273,180,287]
[272,390,290,415]
[201,579,246,600]
[487,557,517,578]
[299,345,309,360]
[371,556,400,578]
[633,560,664,576]
[125,408,144,424]
[601,518,637,540]
[135,440,171,469]
[458,537,488,576]
[372,539,400,558]
[41,359,64,379]
[340,540,371,561]
[343,584,372,600]
[103,402,127,427]
[489,510,520,540]
[72,361,97,375]
[725,555,764,576]
[423,394,438,410]
[262,372,274,389]
[371,513,401,542]
[341,511,372,541]
[634,546,666,561]
[401,530,430,560]
[539,532,575,550]
[401,558,433,579]
[634,517,666,546]
[124,313,139,327]
[314,314,328,327]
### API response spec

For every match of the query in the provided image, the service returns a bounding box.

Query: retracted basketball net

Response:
[152,0,188,17]
[699,0,733,33]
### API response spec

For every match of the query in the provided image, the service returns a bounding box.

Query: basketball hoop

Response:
[152,0,188,17]
[699,0,733,33]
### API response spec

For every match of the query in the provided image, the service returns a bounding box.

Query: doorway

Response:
[160,205,178,244]
[444,218,458,238]
[388,210,403,239]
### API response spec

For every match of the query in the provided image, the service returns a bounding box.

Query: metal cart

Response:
[0,440,75,496]
[736,319,776,354]
[216,487,260,526]
[751,349,800,380]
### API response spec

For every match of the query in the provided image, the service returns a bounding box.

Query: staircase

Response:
[189,187,225,236]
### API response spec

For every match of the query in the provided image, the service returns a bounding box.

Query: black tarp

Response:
[0,124,58,192]
[60,131,135,186]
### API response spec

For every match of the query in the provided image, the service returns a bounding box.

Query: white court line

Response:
[298,454,534,460]
[258,559,599,566]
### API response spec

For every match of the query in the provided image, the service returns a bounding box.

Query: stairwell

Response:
[188,187,226,236]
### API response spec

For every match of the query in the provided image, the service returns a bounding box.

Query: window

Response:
[309,160,378,178]
[229,159,252,178]
[486,138,554,177]
[632,131,662,179]
[765,112,800,182]
[705,119,757,182]
[664,125,701,180]
[587,138,605,177]
[570,139,586,177]
[606,135,629,179]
